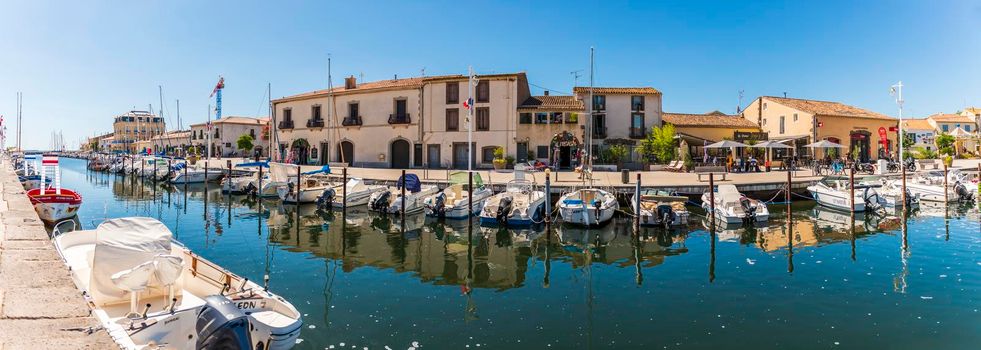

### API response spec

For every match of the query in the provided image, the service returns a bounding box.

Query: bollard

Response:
[634,173,641,233]
[708,173,716,230]
[850,168,856,212]
[401,170,407,221]
[944,163,950,202]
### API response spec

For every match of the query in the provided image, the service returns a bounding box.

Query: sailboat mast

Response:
[588,47,595,186]
[269,82,275,161]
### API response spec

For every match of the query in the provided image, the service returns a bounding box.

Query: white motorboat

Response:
[320,178,386,208]
[557,188,619,226]
[52,217,302,350]
[423,171,494,219]
[170,163,223,184]
[905,170,975,202]
[701,184,769,224]
[367,173,439,214]
[630,189,689,228]
[221,162,269,194]
[807,179,879,213]
[875,179,920,209]
[270,163,335,204]
[479,179,547,227]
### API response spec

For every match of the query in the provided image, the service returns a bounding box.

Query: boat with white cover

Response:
[557,188,619,226]
[271,163,335,203]
[631,189,689,228]
[904,169,975,202]
[221,162,269,194]
[52,217,302,350]
[169,163,223,184]
[423,171,494,219]
[479,178,547,227]
[367,174,439,214]
[319,178,386,209]
[700,184,769,225]
[807,178,880,213]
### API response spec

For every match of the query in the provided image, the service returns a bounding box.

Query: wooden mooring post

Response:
[708,173,716,230]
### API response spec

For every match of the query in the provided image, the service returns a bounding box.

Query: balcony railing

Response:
[389,113,411,124]
[592,126,608,139]
[342,116,363,126]
[306,119,325,128]
[629,127,646,139]
[278,120,294,129]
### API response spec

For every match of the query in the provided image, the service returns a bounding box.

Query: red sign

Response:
[878,127,888,145]
[889,126,898,132]
[817,121,824,127]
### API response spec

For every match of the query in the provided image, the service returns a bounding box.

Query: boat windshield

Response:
[449,171,484,187]
[506,179,533,193]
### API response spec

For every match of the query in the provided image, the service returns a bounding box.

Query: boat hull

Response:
[27,188,82,223]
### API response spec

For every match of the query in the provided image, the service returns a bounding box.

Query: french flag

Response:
[463,97,473,110]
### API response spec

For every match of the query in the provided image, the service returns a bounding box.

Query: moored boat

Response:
[631,189,689,228]
[557,188,619,226]
[423,171,494,219]
[367,173,439,215]
[52,217,302,350]
[701,184,769,225]
[27,187,82,223]
[479,178,546,227]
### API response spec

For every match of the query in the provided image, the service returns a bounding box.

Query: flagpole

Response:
[467,66,474,173]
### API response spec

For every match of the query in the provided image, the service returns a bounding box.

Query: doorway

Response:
[850,131,871,163]
[559,146,571,168]
[452,142,476,169]
[319,142,329,165]
[391,139,410,168]
[291,139,310,165]
[338,141,354,166]
[427,144,441,168]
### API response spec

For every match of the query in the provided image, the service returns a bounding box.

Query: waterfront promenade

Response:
[0,162,111,349]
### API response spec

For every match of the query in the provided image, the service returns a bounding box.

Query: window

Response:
[283,109,292,122]
[347,103,358,119]
[631,96,644,111]
[762,119,767,126]
[249,129,256,138]
[446,82,459,104]
[537,146,548,159]
[566,113,578,124]
[476,81,489,103]
[311,105,322,120]
[631,113,644,128]
[519,113,532,124]
[476,107,490,131]
[966,125,972,132]
[535,112,548,124]
[763,103,767,110]
[793,113,798,121]
[551,112,563,123]
[779,116,785,134]
[446,108,459,131]
[592,95,606,111]
[942,124,949,132]
[481,146,496,164]
[395,99,407,117]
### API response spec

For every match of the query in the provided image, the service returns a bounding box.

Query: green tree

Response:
[640,124,677,163]
[608,144,629,166]
[935,133,955,156]
[913,146,938,160]
[237,134,255,154]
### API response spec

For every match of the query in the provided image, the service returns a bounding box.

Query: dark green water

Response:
[63,158,980,349]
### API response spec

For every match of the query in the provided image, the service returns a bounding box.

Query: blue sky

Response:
[2,0,979,150]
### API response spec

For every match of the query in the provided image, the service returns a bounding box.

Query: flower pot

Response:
[493,159,507,170]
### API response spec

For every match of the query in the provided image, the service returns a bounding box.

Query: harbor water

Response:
[63,158,979,349]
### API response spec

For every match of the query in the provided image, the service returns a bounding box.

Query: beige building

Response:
[271,73,530,169]
[99,136,115,153]
[901,119,935,151]
[662,111,763,159]
[190,116,269,157]
[112,110,166,153]
[83,132,114,152]
[925,113,975,133]
[516,94,584,167]
[741,96,897,162]
[572,87,663,162]
[147,130,192,156]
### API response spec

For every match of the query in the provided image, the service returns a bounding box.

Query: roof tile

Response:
[663,111,760,128]
[765,96,894,120]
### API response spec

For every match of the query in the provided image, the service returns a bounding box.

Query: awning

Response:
[769,134,810,142]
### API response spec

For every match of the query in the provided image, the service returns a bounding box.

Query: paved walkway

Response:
[0,161,112,349]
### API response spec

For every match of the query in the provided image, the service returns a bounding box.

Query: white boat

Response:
[322,178,386,208]
[875,179,920,209]
[423,172,494,219]
[367,173,439,214]
[479,179,547,227]
[52,217,302,350]
[270,163,335,204]
[170,163,223,184]
[630,190,689,228]
[806,179,879,213]
[905,170,975,202]
[700,184,769,224]
[557,188,619,226]
[221,162,269,194]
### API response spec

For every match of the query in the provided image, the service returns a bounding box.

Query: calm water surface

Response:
[62,158,980,349]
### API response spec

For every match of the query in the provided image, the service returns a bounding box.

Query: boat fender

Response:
[195,295,253,349]
[496,195,513,224]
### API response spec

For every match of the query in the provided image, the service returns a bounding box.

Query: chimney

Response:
[544,90,550,96]
[345,76,357,90]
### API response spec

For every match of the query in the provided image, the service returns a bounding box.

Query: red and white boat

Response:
[27,187,82,223]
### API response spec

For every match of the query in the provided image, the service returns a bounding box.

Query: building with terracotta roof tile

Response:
[740,96,898,162]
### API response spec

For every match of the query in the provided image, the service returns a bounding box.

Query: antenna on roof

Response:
[420,67,426,77]
[737,90,744,114]
[571,70,583,87]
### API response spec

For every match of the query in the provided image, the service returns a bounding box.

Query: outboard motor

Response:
[316,187,336,211]
[740,196,757,222]
[863,187,884,214]
[656,204,676,229]
[432,192,447,217]
[371,191,391,212]
[244,182,258,197]
[195,295,252,350]
[496,195,514,224]
[954,182,973,201]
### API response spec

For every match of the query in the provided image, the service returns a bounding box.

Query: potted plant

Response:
[505,155,516,169]
[492,147,507,170]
